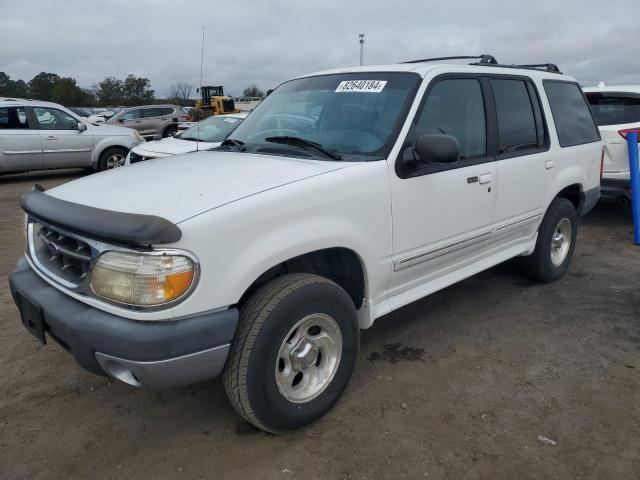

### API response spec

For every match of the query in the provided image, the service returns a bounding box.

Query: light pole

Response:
[359,33,365,66]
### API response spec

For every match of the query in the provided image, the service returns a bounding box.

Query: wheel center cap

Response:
[290,338,319,371]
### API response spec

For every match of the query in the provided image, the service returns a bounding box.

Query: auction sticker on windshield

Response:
[335,80,387,93]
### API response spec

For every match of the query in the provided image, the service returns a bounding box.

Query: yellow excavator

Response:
[194,85,241,116]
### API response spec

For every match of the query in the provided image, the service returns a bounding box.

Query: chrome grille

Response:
[31,224,93,287]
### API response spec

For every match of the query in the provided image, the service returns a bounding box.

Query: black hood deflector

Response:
[21,185,182,246]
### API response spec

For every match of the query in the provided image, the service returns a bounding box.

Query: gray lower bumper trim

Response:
[96,344,230,388]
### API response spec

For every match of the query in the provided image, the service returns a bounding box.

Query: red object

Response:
[600,147,604,181]
[618,128,640,139]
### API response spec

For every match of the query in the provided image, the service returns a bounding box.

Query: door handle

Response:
[44,136,58,140]
[545,160,554,170]
[479,173,493,184]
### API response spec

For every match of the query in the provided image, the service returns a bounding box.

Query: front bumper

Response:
[9,258,238,388]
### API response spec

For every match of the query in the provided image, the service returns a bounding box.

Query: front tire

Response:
[222,274,359,433]
[97,147,127,171]
[520,197,578,282]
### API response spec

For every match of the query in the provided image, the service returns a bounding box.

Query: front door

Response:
[33,106,93,168]
[388,76,498,302]
[0,106,42,172]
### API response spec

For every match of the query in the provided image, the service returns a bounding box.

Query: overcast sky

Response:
[1,0,638,98]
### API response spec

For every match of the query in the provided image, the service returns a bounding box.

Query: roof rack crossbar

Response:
[513,63,561,73]
[403,54,498,65]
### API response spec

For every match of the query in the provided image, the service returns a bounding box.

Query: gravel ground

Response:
[1,170,639,480]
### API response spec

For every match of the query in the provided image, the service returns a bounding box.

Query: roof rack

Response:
[513,63,561,73]
[403,54,498,65]
[468,60,562,74]
[401,55,563,74]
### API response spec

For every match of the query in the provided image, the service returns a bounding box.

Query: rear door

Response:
[142,107,176,136]
[585,92,640,176]
[491,76,552,246]
[0,105,42,172]
[389,76,498,299]
[33,106,94,168]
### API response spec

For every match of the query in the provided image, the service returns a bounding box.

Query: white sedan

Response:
[125,112,248,164]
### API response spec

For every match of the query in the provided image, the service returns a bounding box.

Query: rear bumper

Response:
[9,258,238,388]
[601,178,631,199]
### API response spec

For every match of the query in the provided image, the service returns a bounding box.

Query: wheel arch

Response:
[554,183,584,215]
[93,143,130,168]
[237,247,368,311]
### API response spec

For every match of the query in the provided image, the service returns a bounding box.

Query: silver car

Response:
[0,99,144,174]
[107,105,189,138]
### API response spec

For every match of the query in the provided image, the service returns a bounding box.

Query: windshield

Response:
[227,72,420,160]
[180,115,243,142]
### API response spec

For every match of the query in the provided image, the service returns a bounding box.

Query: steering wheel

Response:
[364,125,388,144]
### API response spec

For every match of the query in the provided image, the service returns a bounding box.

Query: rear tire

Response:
[97,147,127,171]
[222,274,359,434]
[520,197,578,282]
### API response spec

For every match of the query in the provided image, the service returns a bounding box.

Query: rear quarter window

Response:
[543,81,600,147]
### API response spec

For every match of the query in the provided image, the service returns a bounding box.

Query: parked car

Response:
[583,84,640,202]
[126,112,247,164]
[91,108,118,120]
[10,56,601,433]
[69,107,106,124]
[0,99,143,174]
[181,106,196,119]
[107,105,189,139]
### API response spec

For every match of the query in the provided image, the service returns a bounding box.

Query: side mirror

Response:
[77,122,87,132]
[413,134,460,165]
[118,118,125,123]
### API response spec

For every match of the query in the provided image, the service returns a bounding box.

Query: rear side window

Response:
[491,79,539,153]
[414,78,486,159]
[585,93,640,126]
[0,107,30,129]
[544,81,600,147]
[144,107,174,118]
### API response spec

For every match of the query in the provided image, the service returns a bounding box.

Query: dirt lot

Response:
[1,170,639,480]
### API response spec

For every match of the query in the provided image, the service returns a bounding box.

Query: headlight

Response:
[90,251,196,307]
[133,130,144,142]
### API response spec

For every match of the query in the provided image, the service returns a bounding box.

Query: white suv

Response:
[10,56,601,433]
[583,85,640,202]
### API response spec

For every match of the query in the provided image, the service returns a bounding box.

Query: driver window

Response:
[34,107,79,130]
[412,78,486,159]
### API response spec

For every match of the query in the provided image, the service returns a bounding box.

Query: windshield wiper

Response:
[220,138,246,151]
[265,136,342,161]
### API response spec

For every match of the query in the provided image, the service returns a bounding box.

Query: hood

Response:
[46,151,352,224]
[133,136,219,156]
[89,123,135,137]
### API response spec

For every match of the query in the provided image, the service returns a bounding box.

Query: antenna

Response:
[359,33,365,66]
[197,26,205,152]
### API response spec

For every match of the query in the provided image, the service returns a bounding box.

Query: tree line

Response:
[1,71,267,108]
[0,71,155,107]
